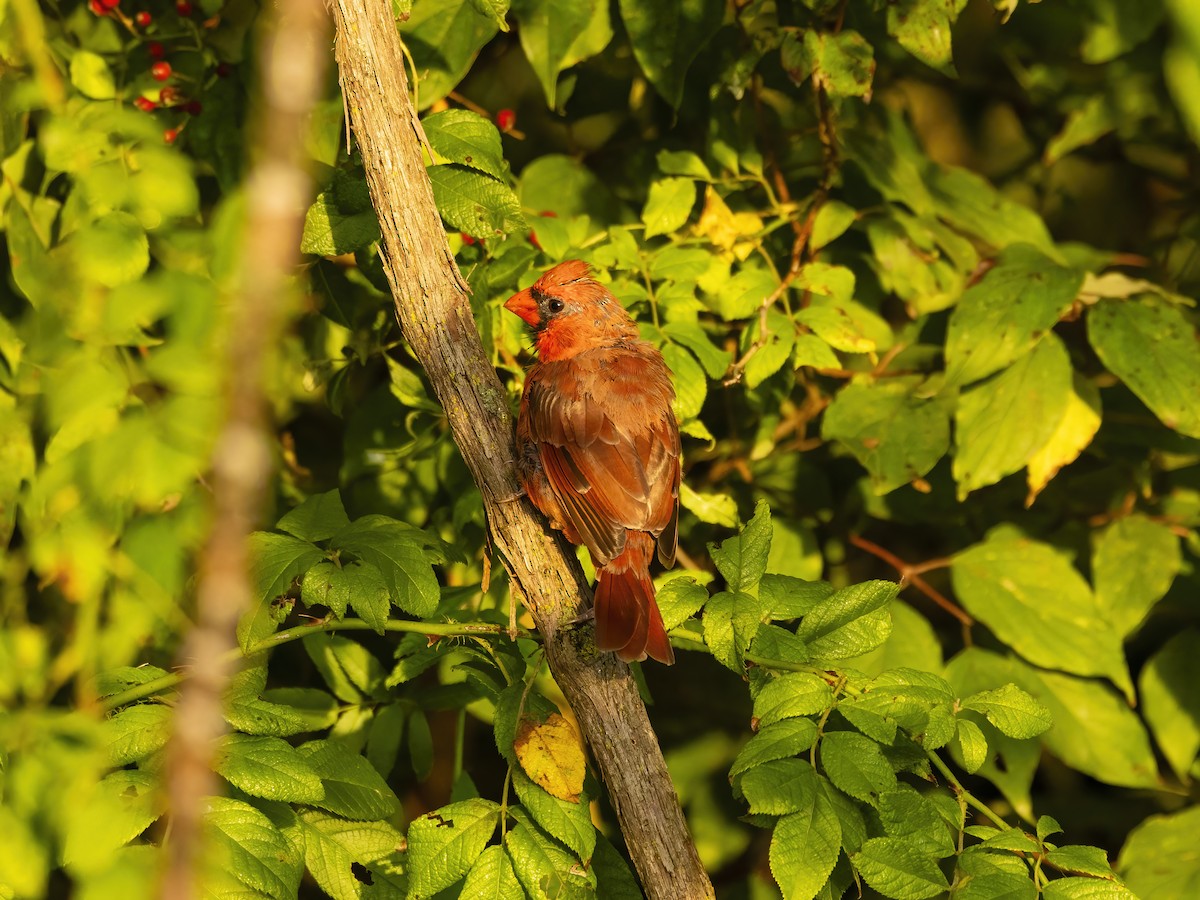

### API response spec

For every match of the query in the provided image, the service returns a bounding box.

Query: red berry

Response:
[151,61,172,82]
[529,231,541,251]
[159,86,180,104]
[215,61,233,78]
[163,128,179,144]
[185,99,202,115]
[135,11,151,26]
[148,42,165,59]
[496,108,516,131]
[175,0,192,15]
[540,210,558,218]
[461,233,476,245]
[133,96,156,111]
[88,0,107,14]
[101,0,120,9]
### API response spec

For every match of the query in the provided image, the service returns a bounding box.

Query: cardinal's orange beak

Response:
[503,289,541,327]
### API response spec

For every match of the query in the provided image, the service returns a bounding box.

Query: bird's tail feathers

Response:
[594,533,674,665]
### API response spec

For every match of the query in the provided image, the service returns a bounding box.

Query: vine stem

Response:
[926,747,1010,830]
[848,533,974,628]
[101,618,534,713]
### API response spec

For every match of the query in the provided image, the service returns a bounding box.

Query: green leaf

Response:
[810,200,857,251]
[1092,515,1181,637]
[460,844,523,900]
[248,532,324,608]
[428,164,526,239]
[821,377,950,494]
[769,784,841,900]
[781,30,875,99]
[510,767,595,862]
[761,575,834,621]
[743,758,819,815]
[853,836,949,900]
[953,332,1072,498]
[517,153,624,221]
[878,787,955,859]
[704,590,763,671]
[657,149,713,181]
[962,684,1052,740]
[70,51,116,100]
[301,191,381,256]
[1042,880,1137,899]
[1118,805,1200,898]
[662,320,733,379]
[618,0,725,107]
[716,265,776,320]
[406,798,501,898]
[1045,846,1118,880]
[215,734,326,804]
[302,561,391,633]
[302,633,384,702]
[511,0,594,108]
[103,704,173,766]
[886,0,969,71]
[744,309,797,388]
[850,603,944,678]
[1087,295,1200,438]
[297,811,407,900]
[1138,629,1200,782]
[710,499,772,593]
[820,731,896,805]
[408,706,434,780]
[276,490,351,542]
[1081,0,1164,63]
[656,576,710,631]
[680,484,739,527]
[591,833,643,899]
[297,739,402,819]
[73,212,149,288]
[642,177,698,238]
[205,797,304,900]
[62,771,163,871]
[422,108,507,179]
[505,810,597,897]
[401,0,500,108]
[1045,94,1118,165]
[955,718,988,774]
[661,341,707,421]
[754,673,834,728]
[795,580,896,661]
[944,244,1083,388]
[330,515,441,618]
[1038,816,1064,842]
[951,535,1132,699]
[731,719,819,778]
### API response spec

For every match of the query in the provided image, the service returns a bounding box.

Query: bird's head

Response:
[504,260,639,360]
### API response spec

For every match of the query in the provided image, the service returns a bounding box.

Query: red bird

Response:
[504,260,680,665]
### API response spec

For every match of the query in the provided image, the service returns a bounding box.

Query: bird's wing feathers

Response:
[525,349,679,567]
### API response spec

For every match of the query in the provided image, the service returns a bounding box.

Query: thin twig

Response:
[848,533,974,628]
[160,4,329,899]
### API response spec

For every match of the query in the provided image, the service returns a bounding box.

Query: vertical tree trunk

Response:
[328,3,714,897]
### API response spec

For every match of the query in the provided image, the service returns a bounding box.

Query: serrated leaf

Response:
[820,731,896,805]
[796,580,896,661]
[754,673,834,728]
[1088,295,1200,438]
[769,786,841,900]
[704,590,763,671]
[428,164,526,239]
[710,499,773,592]
[205,797,304,900]
[62,771,163,870]
[761,575,834,621]
[215,734,325,804]
[951,535,1132,699]
[743,758,819,815]
[276,490,351,542]
[422,109,506,179]
[731,720,819,778]
[407,798,501,898]
[782,30,875,98]
[298,739,401,820]
[662,320,733,379]
[1046,846,1119,880]
[505,811,597,898]
[510,767,595,862]
[297,811,407,900]
[460,844,523,900]
[853,836,949,900]
[103,704,173,766]
[955,718,988,774]
[878,787,955,858]
[302,191,381,256]
[329,516,441,618]
[962,684,1052,740]
[656,576,710,631]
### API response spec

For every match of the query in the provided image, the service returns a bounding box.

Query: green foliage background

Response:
[2,0,1200,898]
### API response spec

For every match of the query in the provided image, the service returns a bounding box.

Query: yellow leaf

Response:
[1026,375,1102,506]
[514,713,586,803]
[695,186,761,258]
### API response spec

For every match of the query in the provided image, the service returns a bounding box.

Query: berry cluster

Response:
[87,0,232,143]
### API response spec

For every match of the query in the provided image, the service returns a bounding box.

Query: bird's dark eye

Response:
[548,298,565,314]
